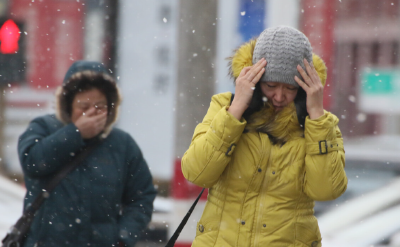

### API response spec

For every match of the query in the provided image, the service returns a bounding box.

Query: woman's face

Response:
[260,81,298,112]
[71,88,108,123]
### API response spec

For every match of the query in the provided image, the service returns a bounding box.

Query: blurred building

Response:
[2,0,399,182]
[1,0,400,246]
[302,0,400,137]
[0,0,117,176]
[302,3,400,246]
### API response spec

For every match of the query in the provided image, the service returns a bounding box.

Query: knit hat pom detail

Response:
[230,39,257,78]
[312,53,327,87]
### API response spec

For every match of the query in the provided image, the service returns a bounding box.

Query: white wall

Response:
[267,0,300,28]
[215,0,240,94]
[3,88,54,174]
[117,0,177,180]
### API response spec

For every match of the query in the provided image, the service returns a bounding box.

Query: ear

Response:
[312,53,327,86]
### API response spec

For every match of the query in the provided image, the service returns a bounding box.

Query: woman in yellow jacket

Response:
[182,26,347,247]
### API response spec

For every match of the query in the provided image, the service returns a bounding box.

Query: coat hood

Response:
[55,61,121,138]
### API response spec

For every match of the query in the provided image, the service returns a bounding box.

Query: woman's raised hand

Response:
[228,58,267,120]
[74,107,107,139]
[294,59,324,120]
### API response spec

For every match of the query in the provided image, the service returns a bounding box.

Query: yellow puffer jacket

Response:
[181,92,347,247]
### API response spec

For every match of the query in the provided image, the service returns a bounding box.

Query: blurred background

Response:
[1,0,400,246]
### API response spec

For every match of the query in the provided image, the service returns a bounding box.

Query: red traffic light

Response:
[0,19,21,54]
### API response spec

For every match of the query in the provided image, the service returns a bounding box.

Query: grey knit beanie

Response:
[252,26,313,87]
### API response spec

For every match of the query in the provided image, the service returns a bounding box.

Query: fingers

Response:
[75,108,107,139]
[238,66,252,77]
[231,58,267,116]
[95,111,107,127]
[303,58,319,83]
[252,58,267,72]
[245,58,266,84]
[297,59,322,87]
[294,75,308,92]
[92,112,107,134]
[93,110,107,121]
[235,58,266,89]
[252,67,265,85]
[85,107,97,117]
[95,115,107,131]
[86,113,107,137]
[296,64,311,88]
[84,108,107,130]
[295,59,324,101]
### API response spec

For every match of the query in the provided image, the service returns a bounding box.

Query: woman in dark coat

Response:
[18,61,157,247]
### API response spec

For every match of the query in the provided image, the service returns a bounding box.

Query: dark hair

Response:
[242,83,264,121]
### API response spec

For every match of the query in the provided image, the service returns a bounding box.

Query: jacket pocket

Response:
[295,223,321,247]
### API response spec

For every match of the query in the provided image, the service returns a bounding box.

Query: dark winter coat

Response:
[18,61,156,246]
[18,114,156,247]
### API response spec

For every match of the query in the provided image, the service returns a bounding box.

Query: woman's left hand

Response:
[294,58,324,120]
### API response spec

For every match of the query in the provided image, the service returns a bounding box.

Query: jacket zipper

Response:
[253,133,272,247]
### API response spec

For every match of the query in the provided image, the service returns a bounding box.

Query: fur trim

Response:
[312,53,327,86]
[245,102,303,145]
[55,86,67,124]
[228,39,257,79]
[55,70,122,138]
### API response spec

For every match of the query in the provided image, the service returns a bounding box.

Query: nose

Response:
[86,105,99,115]
[274,87,284,102]
[93,106,104,114]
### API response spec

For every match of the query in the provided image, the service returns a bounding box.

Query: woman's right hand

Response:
[228,58,266,120]
[74,107,107,139]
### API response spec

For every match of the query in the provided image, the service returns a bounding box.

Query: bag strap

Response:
[2,138,102,246]
[165,188,205,247]
[164,93,234,246]
[24,137,101,217]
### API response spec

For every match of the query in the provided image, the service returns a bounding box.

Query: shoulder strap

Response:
[26,138,102,214]
[165,188,205,247]
[2,138,102,245]
[165,92,233,246]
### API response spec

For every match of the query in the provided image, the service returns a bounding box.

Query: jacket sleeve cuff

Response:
[304,111,342,155]
[205,106,246,156]
[61,123,86,148]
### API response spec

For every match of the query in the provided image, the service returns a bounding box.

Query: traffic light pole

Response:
[0,0,6,175]
[0,84,6,175]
